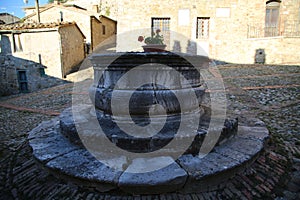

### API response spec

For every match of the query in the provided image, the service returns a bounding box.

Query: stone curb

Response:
[28,114,269,195]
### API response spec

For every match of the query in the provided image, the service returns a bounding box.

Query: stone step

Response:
[28,113,268,195]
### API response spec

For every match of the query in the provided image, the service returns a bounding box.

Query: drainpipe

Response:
[90,17,93,52]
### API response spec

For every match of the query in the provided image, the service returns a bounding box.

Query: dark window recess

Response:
[196,17,210,39]
[102,25,106,35]
[17,70,28,92]
[39,68,45,77]
[60,11,63,22]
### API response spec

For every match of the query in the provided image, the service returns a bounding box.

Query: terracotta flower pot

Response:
[142,44,167,52]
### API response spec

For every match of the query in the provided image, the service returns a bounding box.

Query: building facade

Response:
[23,3,117,52]
[115,0,300,64]
[0,33,67,96]
[0,54,69,96]
[0,22,85,78]
[0,13,20,25]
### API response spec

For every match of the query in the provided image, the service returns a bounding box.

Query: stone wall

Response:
[0,55,66,96]
[0,13,20,24]
[59,24,85,76]
[97,16,116,46]
[212,36,300,65]
[115,0,300,64]
[91,17,102,51]
[0,55,19,95]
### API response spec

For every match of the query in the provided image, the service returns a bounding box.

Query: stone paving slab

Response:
[29,117,122,192]
[119,158,187,194]
[0,64,299,199]
[177,121,269,194]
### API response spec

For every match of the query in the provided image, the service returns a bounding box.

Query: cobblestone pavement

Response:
[0,64,299,199]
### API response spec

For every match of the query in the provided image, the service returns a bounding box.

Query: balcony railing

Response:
[247,20,300,38]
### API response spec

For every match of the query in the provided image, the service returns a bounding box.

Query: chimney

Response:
[92,5,99,13]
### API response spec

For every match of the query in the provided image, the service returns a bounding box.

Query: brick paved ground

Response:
[0,64,299,199]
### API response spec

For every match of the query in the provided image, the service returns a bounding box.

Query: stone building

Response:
[115,0,300,64]
[0,54,68,96]
[0,34,67,96]
[23,2,117,52]
[55,0,118,20]
[0,13,20,25]
[0,22,85,78]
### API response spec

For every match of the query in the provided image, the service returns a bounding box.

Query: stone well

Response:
[29,52,269,195]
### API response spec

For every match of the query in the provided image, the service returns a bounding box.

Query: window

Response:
[196,17,210,39]
[39,68,46,77]
[151,18,170,45]
[102,25,106,35]
[17,70,28,92]
[60,11,63,22]
[265,1,280,37]
[152,18,170,32]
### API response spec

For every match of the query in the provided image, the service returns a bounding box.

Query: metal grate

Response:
[248,20,300,38]
[152,18,170,32]
[196,17,210,39]
[151,18,170,46]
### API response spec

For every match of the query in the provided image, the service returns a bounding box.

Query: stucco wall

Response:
[24,6,116,53]
[59,25,85,77]
[1,25,86,78]
[3,31,63,78]
[25,7,92,44]
[61,0,118,20]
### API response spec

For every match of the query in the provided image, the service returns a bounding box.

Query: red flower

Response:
[138,36,144,42]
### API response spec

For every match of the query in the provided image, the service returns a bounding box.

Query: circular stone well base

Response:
[28,107,269,195]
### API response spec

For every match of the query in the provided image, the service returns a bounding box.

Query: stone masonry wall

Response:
[0,55,19,95]
[96,16,116,47]
[116,0,300,64]
[91,17,102,51]
[0,55,66,96]
[59,25,85,77]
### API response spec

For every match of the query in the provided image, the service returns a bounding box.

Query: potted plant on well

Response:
[138,29,167,52]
